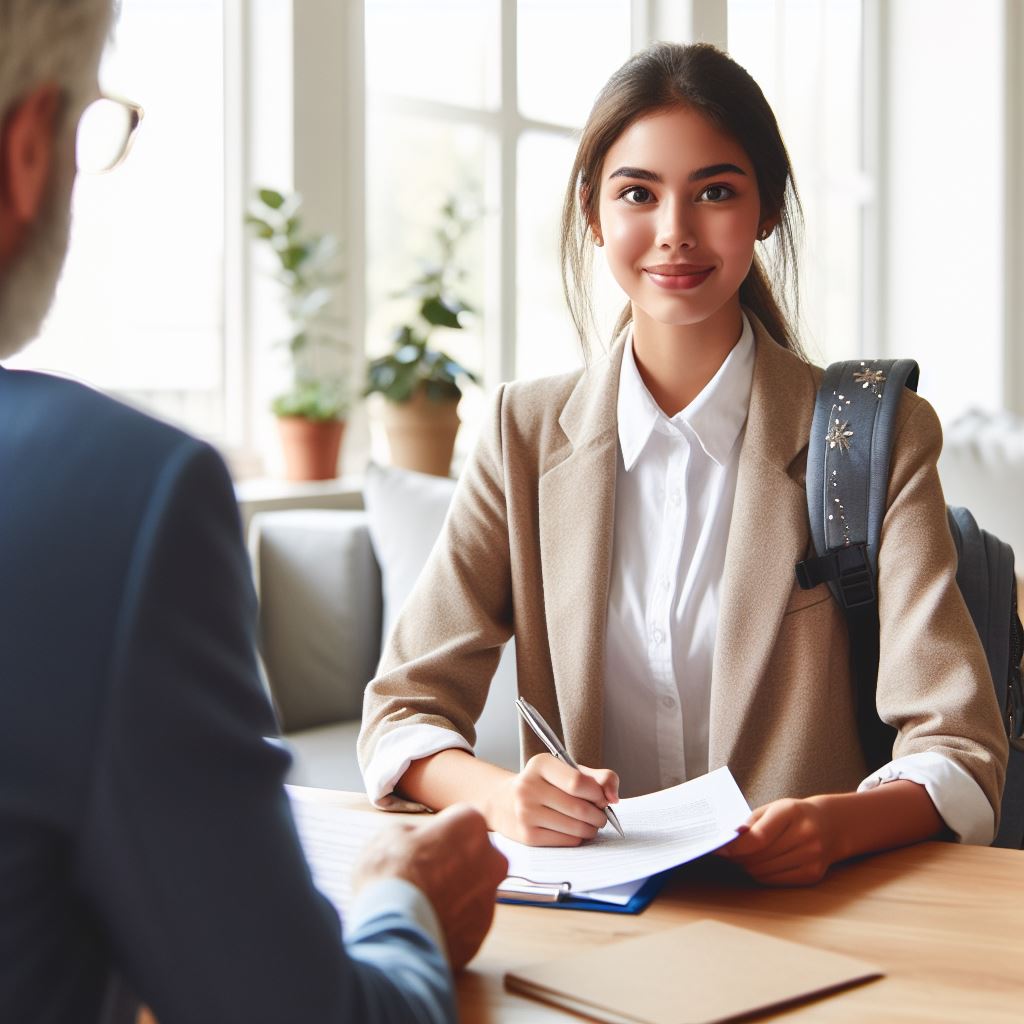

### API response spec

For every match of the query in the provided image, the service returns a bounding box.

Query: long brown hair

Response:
[560,42,806,360]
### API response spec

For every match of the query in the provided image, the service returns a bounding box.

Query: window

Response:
[363,0,633,463]
[9,0,231,442]
[10,0,1014,480]
[728,0,867,367]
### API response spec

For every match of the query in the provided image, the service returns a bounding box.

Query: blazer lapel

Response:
[708,323,820,772]
[537,343,624,768]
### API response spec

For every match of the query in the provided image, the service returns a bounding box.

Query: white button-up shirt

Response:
[603,318,753,797]
[363,313,994,844]
[604,314,992,842]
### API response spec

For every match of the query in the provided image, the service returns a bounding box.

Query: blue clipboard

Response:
[497,870,669,914]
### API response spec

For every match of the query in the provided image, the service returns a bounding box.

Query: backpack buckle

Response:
[835,547,876,609]
[795,543,876,609]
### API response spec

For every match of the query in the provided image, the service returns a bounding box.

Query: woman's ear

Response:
[0,82,63,225]
[757,215,780,242]
[580,183,603,246]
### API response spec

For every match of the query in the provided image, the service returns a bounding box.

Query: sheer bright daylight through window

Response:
[363,0,631,466]
[9,0,229,443]
[7,0,1017,479]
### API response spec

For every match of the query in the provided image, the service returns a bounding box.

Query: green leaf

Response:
[279,244,310,272]
[259,188,286,209]
[272,379,347,420]
[421,296,462,329]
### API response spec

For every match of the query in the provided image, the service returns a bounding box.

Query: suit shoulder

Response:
[2,368,210,462]
[0,369,229,529]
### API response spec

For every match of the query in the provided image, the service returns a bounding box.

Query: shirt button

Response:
[651,627,665,644]
[670,489,682,506]
[661,577,671,591]
[661,695,676,710]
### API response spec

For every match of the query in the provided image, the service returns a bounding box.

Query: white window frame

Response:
[229,0,1024,476]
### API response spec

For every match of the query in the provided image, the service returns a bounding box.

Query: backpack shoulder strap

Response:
[796,358,920,770]
[800,359,920,589]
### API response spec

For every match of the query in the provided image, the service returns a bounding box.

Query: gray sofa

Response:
[249,501,521,791]
[247,412,1024,794]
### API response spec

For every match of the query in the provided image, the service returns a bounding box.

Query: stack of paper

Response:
[493,766,751,903]
[289,767,752,915]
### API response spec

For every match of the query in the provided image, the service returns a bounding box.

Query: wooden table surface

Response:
[142,789,1023,1022]
[463,840,1023,1022]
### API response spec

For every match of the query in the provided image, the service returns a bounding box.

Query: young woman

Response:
[357,43,1007,885]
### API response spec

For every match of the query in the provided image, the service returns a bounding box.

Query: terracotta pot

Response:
[382,389,460,477]
[276,416,345,481]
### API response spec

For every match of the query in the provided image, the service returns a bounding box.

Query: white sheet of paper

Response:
[288,767,751,916]
[287,792,395,918]
[491,766,752,893]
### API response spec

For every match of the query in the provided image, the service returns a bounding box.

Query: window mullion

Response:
[222,0,252,460]
[493,0,518,386]
[860,0,885,361]
[1003,0,1024,415]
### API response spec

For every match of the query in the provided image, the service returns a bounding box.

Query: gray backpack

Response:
[794,360,1024,849]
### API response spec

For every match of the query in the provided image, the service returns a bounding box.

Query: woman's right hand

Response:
[487,753,620,846]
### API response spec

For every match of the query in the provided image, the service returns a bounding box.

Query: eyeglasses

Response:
[75,95,144,174]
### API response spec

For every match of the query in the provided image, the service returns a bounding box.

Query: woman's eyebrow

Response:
[607,162,748,183]
[689,163,747,181]
[608,166,661,182]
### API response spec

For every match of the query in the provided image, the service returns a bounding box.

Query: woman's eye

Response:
[620,186,654,204]
[699,184,734,202]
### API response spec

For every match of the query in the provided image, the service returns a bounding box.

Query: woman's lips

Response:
[644,265,714,290]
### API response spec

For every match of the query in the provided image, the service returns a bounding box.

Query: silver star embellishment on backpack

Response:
[826,419,854,451]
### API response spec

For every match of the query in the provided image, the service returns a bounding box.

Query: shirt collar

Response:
[617,312,755,471]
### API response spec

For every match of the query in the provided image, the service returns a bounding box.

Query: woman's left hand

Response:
[717,797,842,886]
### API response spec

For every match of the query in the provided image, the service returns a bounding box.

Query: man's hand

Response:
[717,797,841,886]
[352,804,508,970]
[486,753,620,847]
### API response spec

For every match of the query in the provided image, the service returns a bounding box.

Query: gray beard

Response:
[0,152,75,361]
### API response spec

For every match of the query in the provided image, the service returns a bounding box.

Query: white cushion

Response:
[363,462,520,771]
[939,409,1024,563]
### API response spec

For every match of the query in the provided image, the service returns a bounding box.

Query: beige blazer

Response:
[359,318,1008,817]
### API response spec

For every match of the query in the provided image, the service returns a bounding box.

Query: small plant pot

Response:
[382,390,460,477]
[276,416,345,481]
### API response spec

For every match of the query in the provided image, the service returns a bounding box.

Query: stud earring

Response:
[593,233,604,247]
[757,227,771,241]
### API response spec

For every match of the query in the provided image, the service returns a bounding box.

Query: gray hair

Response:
[0,0,115,127]
[0,1,115,359]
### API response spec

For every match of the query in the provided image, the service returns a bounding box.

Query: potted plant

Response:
[364,195,480,477]
[247,187,349,480]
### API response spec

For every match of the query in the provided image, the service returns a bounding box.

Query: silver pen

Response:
[514,696,626,839]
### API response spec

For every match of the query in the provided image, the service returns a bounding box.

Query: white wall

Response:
[881,0,1005,422]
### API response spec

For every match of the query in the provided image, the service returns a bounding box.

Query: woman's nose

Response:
[655,198,696,250]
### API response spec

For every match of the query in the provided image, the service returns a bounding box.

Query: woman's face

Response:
[594,105,767,332]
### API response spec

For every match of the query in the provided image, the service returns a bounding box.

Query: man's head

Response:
[0,0,113,359]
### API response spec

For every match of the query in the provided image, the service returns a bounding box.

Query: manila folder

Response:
[504,918,882,1024]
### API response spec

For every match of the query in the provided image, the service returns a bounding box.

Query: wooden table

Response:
[143,790,1024,1022]
[465,839,1023,1022]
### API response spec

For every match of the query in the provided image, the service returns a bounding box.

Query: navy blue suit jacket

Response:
[0,366,453,1023]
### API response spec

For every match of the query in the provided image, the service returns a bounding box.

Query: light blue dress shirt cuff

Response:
[347,878,448,963]
[857,750,995,845]
[344,877,455,1024]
